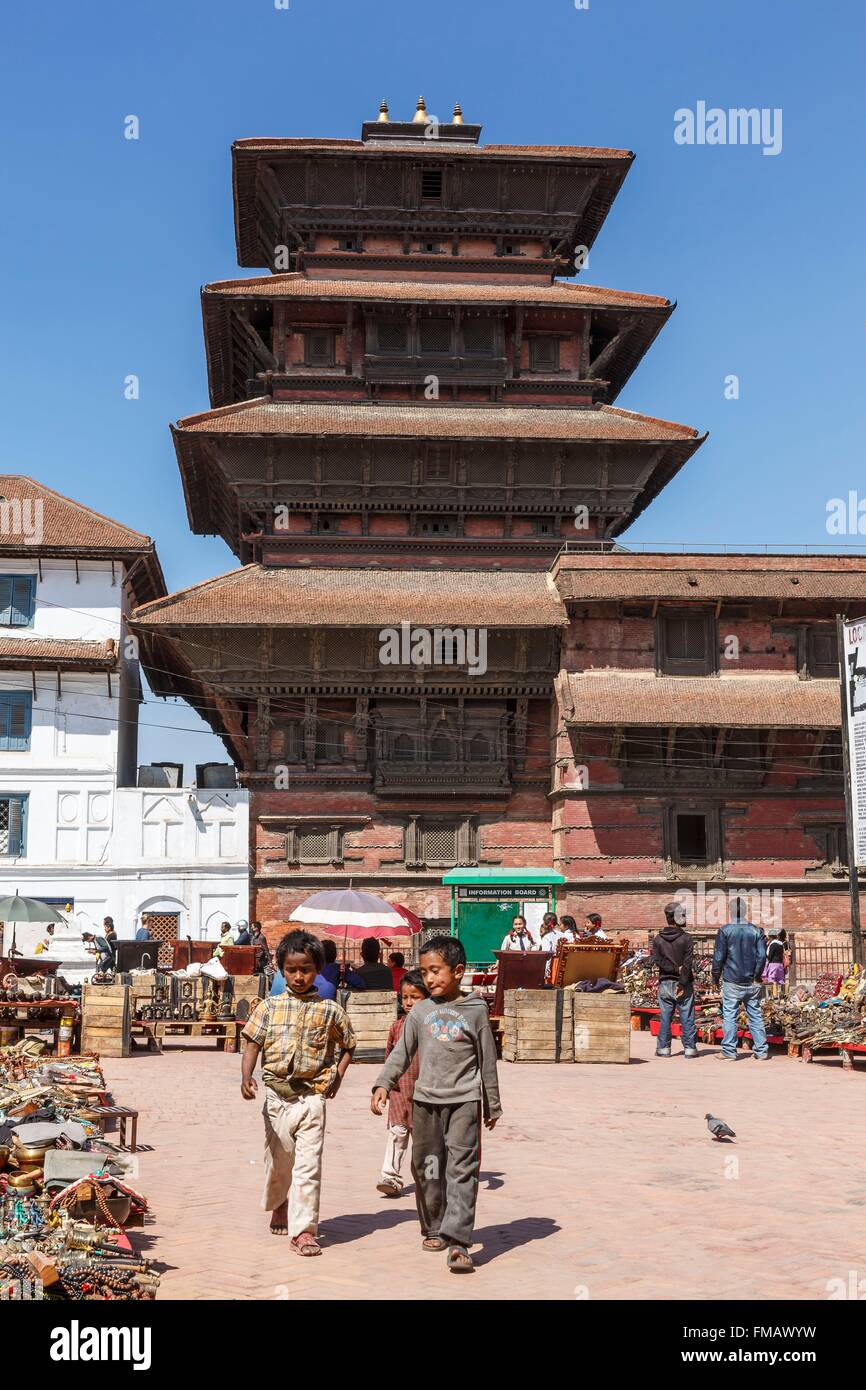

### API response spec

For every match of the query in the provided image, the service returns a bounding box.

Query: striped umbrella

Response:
[292,889,413,940]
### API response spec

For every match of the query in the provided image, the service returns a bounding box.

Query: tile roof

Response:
[203,274,670,311]
[0,477,166,605]
[552,552,866,602]
[0,477,154,552]
[175,399,701,444]
[132,565,568,629]
[556,672,840,729]
[0,638,117,668]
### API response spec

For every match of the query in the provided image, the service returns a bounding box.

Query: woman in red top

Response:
[376,970,428,1197]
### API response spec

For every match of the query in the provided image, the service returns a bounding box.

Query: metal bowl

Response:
[12,1141,55,1163]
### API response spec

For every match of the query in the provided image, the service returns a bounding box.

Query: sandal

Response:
[291,1232,322,1257]
[376,1178,403,1197]
[447,1244,474,1273]
[422,1236,449,1252]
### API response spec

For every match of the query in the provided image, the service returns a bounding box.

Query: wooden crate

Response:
[502,988,574,1063]
[344,991,396,1062]
[81,983,131,1058]
[572,992,631,1064]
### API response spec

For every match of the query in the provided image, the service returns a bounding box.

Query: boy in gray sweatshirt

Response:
[371,934,502,1273]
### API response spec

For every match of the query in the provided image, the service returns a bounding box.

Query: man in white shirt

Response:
[500,914,536,952]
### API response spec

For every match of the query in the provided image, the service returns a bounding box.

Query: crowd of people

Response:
[499,909,608,953]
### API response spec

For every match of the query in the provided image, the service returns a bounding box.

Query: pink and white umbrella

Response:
[292,889,414,942]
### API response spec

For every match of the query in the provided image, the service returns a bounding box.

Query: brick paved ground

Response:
[102,1033,866,1301]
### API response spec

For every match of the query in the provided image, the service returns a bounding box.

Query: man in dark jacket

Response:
[712,897,768,1061]
[650,902,697,1058]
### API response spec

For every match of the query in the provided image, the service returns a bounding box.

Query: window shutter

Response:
[0,578,12,626]
[807,627,838,677]
[0,693,33,750]
[7,797,24,855]
[0,796,25,856]
[421,168,443,201]
[0,693,32,750]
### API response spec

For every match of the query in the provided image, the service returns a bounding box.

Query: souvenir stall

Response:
[0,1041,157,1300]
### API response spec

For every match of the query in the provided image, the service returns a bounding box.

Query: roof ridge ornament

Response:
[377,99,389,123]
[452,102,464,125]
[412,95,429,124]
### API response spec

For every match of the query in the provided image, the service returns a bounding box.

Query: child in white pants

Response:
[377,970,428,1197]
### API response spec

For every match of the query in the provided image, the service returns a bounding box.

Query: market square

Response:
[2,0,865,1349]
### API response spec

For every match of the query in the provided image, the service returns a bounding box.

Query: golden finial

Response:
[377,99,390,123]
[452,102,464,125]
[412,95,429,124]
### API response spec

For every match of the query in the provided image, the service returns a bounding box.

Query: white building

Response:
[0,476,249,954]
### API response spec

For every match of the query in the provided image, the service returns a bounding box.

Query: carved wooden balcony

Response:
[373,758,510,796]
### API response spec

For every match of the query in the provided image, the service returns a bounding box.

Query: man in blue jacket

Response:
[712,897,769,1060]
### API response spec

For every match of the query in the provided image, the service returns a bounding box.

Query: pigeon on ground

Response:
[706,1113,736,1141]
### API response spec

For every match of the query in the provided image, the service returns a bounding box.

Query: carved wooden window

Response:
[674,730,711,770]
[808,822,848,873]
[419,516,455,535]
[421,167,443,201]
[657,610,717,676]
[532,517,556,537]
[337,235,360,251]
[420,240,444,254]
[304,331,335,368]
[665,804,722,870]
[806,626,838,679]
[430,732,456,762]
[315,721,345,763]
[625,731,664,765]
[287,825,344,865]
[815,731,843,776]
[461,318,497,356]
[723,729,765,775]
[419,318,452,355]
[283,722,303,763]
[529,337,560,372]
[404,816,477,868]
[393,733,416,762]
[467,732,492,762]
[376,320,408,354]
[424,445,454,483]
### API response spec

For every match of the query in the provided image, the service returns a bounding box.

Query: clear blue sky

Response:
[2,0,864,769]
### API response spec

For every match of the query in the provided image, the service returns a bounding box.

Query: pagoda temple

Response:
[133,102,866,951]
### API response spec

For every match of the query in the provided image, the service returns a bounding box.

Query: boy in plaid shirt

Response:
[241,930,355,1256]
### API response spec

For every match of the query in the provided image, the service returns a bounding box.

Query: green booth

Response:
[443,868,567,965]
